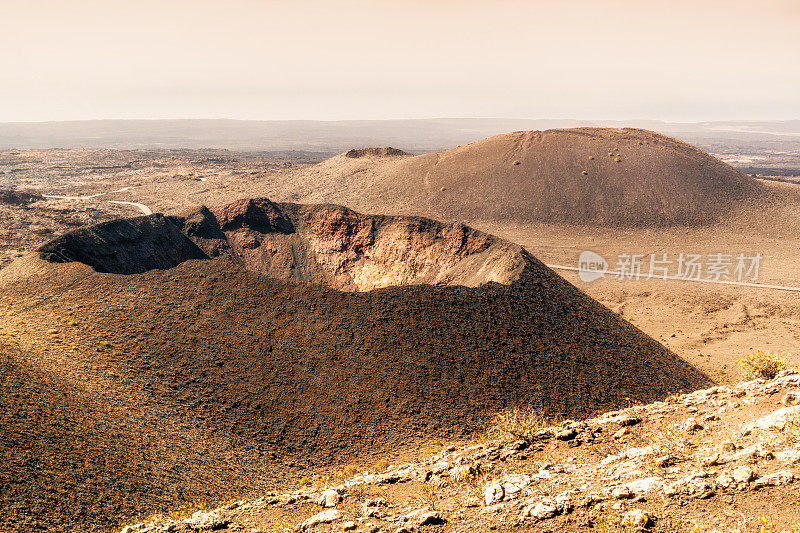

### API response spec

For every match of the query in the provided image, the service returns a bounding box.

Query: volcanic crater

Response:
[40,198,531,291]
[1,198,713,532]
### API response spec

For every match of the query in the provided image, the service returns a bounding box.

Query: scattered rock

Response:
[301,509,342,530]
[684,418,703,432]
[520,498,558,522]
[318,489,341,508]
[754,470,795,488]
[484,484,504,505]
[623,509,651,528]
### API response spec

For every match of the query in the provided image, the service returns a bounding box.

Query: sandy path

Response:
[107,201,153,215]
[43,186,153,215]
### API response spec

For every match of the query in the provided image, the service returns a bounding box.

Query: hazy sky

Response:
[1,0,798,122]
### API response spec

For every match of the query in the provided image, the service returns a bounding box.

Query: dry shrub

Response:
[645,422,693,462]
[491,406,553,443]
[781,412,800,443]
[740,350,788,380]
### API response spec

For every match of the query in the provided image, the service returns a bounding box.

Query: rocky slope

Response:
[121,369,800,533]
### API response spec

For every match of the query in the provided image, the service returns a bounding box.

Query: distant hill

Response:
[280,128,763,227]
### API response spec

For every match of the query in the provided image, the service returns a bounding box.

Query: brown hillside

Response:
[288,128,762,226]
[0,200,711,531]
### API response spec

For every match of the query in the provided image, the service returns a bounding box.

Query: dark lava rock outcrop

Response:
[39,214,206,275]
[0,188,43,205]
[344,147,409,158]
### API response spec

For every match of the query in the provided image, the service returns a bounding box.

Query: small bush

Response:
[781,412,800,443]
[298,476,311,487]
[644,421,693,463]
[491,406,552,443]
[597,511,650,533]
[740,350,788,380]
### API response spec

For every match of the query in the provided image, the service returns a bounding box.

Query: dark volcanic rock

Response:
[0,188,43,205]
[38,214,207,274]
[344,147,410,158]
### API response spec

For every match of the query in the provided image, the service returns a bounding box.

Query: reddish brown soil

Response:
[0,201,711,532]
[288,128,764,227]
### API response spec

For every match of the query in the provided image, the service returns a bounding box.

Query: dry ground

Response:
[3,146,800,532]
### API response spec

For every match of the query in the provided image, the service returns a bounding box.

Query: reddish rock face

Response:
[183,200,530,292]
[305,206,375,254]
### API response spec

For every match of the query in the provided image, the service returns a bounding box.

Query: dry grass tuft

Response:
[490,406,555,443]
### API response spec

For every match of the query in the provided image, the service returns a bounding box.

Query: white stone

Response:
[754,470,795,487]
[716,472,735,489]
[186,510,228,530]
[318,489,340,508]
[554,489,578,513]
[623,509,651,528]
[732,466,755,485]
[484,483,504,505]
[521,498,559,522]
[623,476,664,495]
[622,446,654,460]
[733,443,775,461]
[301,509,342,530]
[684,418,703,432]
[613,414,642,427]
[501,473,532,498]
[611,486,633,499]
[747,406,800,432]
[776,448,800,465]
